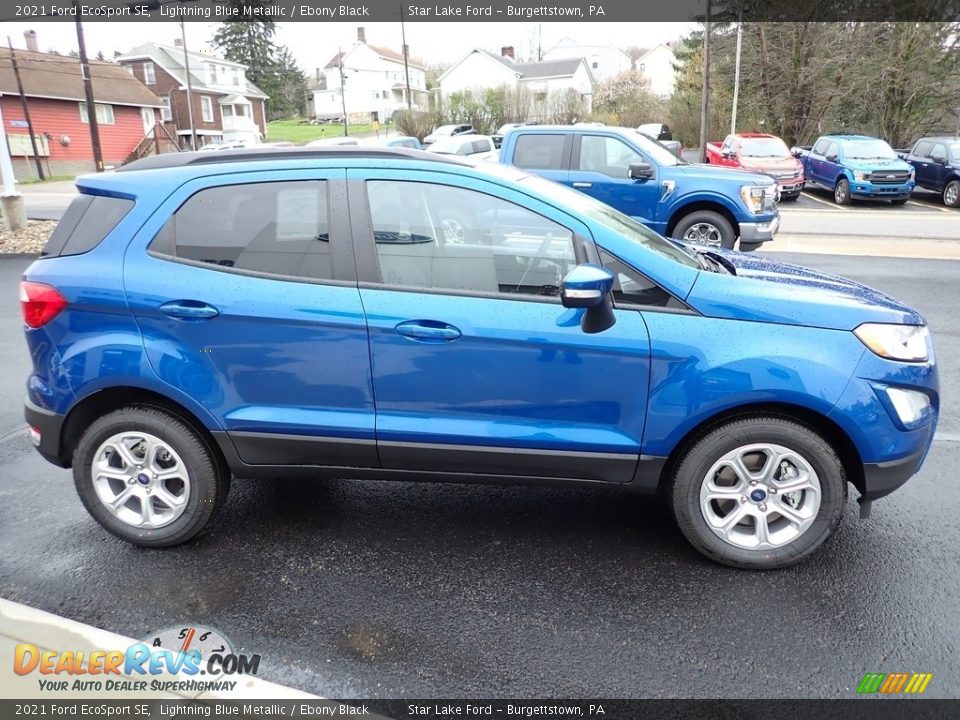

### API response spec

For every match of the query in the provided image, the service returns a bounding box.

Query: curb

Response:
[0,598,320,701]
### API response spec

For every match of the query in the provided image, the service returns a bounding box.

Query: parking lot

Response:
[1,245,958,698]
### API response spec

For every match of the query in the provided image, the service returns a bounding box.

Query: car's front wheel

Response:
[670,417,846,569]
[834,177,852,205]
[72,406,229,547]
[672,211,735,250]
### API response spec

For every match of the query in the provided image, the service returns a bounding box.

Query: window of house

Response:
[79,102,115,125]
[201,96,214,123]
[232,68,240,86]
[592,62,598,69]
[207,64,217,84]
[222,104,233,117]
[578,135,643,178]
[367,180,576,297]
[143,61,155,84]
[639,63,646,72]
[160,97,172,122]
[148,181,333,281]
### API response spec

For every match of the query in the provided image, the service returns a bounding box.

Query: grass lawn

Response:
[16,174,77,185]
[266,119,395,145]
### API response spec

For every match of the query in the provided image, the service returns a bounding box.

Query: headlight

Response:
[740,185,768,213]
[854,323,929,362]
[853,170,868,182]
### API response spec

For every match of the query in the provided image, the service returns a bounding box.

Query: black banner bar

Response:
[2,0,960,23]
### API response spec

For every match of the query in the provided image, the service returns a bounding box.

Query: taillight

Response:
[20,281,68,328]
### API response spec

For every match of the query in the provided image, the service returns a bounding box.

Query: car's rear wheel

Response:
[72,406,229,547]
[669,417,846,569]
[672,211,735,250]
[943,180,960,208]
[834,178,852,205]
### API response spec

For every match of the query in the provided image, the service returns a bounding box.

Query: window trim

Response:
[348,174,595,299]
[143,61,156,85]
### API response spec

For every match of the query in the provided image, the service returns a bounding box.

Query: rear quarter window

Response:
[42,195,134,257]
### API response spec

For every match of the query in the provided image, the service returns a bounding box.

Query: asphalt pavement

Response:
[1,252,958,698]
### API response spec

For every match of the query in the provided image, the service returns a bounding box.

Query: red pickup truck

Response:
[705,133,805,200]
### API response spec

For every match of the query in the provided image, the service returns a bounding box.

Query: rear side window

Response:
[42,194,133,257]
[148,181,332,281]
[513,135,565,170]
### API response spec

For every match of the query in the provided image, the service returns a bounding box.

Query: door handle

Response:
[159,300,220,320]
[572,182,592,188]
[394,320,461,343]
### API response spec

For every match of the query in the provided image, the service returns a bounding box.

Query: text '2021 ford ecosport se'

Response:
[21,148,938,569]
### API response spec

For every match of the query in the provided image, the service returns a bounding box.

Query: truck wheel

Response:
[943,180,960,208]
[834,178,852,205]
[672,211,735,250]
[72,406,230,547]
[669,416,847,570]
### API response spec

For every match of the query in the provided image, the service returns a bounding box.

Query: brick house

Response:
[0,33,163,178]
[118,41,268,149]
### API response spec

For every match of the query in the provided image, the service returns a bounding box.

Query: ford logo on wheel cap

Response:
[750,489,767,502]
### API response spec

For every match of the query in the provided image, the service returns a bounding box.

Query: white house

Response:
[542,38,632,83]
[437,47,594,121]
[636,44,678,97]
[311,27,428,123]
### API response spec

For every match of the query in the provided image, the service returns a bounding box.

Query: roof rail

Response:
[118,146,466,172]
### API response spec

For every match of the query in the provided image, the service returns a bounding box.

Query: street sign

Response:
[9,120,28,128]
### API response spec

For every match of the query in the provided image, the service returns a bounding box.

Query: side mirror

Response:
[561,264,617,334]
[931,154,947,165]
[825,153,838,163]
[790,147,803,158]
[628,162,655,180]
[721,149,734,159]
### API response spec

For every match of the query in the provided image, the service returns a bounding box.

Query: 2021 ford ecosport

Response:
[22,148,939,569]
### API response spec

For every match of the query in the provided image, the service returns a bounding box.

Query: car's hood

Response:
[843,157,913,172]
[738,157,800,173]
[686,250,924,330]
[676,163,776,186]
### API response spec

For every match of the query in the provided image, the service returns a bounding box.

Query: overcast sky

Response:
[2,21,693,69]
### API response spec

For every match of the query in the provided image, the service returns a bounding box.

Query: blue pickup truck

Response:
[795,134,915,205]
[498,125,780,251]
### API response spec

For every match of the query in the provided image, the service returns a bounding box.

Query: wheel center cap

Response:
[136,473,151,486]
[750,488,767,503]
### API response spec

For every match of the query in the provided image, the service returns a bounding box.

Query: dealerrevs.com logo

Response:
[13,625,261,693]
[857,672,933,695]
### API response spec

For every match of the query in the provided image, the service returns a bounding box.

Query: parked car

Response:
[499,125,780,251]
[304,137,360,147]
[794,134,915,205]
[637,123,683,158]
[22,146,937,568]
[197,140,256,152]
[259,141,295,148]
[423,124,475,147]
[492,122,527,149]
[706,133,804,200]
[425,134,497,161]
[377,135,422,150]
[898,136,960,207]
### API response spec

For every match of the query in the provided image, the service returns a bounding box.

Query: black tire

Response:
[834,177,852,205]
[669,417,846,570]
[671,211,736,250]
[942,179,959,208]
[72,406,229,547]
[891,198,908,206]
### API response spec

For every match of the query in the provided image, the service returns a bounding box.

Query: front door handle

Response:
[572,182,593,188]
[394,320,461,343]
[160,300,220,320]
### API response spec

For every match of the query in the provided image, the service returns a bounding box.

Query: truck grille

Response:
[868,170,910,184]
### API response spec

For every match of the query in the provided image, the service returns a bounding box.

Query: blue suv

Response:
[21,148,938,569]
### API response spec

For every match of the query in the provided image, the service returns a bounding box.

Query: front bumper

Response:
[861,447,927,502]
[850,180,915,199]
[779,180,804,196]
[24,396,68,467]
[739,214,781,243]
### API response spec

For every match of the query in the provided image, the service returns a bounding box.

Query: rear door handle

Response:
[159,300,219,320]
[572,182,593,188]
[395,320,461,343]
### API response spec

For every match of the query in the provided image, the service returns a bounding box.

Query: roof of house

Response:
[323,43,425,72]
[116,43,267,99]
[0,47,162,107]
[439,49,590,85]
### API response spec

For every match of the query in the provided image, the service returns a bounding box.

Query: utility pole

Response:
[0,102,27,231]
[400,5,412,111]
[731,14,743,135]
[339,47,348,137]
[179,19,197,150]
[74,0,104,171]
[7,38,44,180]
[698,0,712,163]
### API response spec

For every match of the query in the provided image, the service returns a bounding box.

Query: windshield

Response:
[843,139,897,160]
[516,173,699,269]
[627,130,682,165]
[740,137,790,158]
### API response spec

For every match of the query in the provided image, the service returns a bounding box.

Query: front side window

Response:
[367,180,576,297]
[931,143,947,161]
[913,140,933,158]
[149,181,333,281]
[578,135,643,178]
[812,139,830,156]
